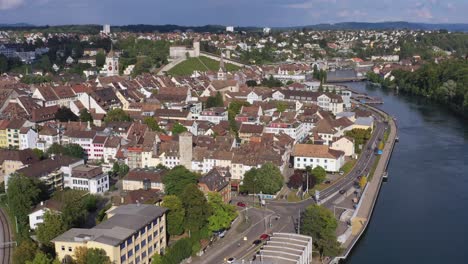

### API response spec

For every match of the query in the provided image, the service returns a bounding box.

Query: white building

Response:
[19,127,38,150]
[65,165,109,194]
[103,24,111,34]
[263,27,271,35]
[317,94,344,114]
[28,200,62,230]
[292,144,345,172]
[197,107,228,124]
[226,26,235,32]
[330,136,355,157]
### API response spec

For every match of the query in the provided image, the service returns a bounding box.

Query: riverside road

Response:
[190,103,389,264]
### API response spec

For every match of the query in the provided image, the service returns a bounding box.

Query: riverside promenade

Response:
[332,106,397,263]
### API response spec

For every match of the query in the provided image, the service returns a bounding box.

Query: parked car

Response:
[324,180,331,184]
[339,171,344,175]
[237,202,246,207]
[227,257,236,263]
[253,239,262,245]
[260,234,270,240]
[339,189,346,195]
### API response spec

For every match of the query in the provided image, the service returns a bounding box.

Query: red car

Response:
[237,202,246,207]
[260,234,270,240]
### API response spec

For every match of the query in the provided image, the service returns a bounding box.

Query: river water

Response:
[343,82,468,264]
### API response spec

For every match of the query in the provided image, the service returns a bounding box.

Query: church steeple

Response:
[217,52,227,81]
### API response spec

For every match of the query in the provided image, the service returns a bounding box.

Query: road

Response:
[0,207,12,264]
[195,107,388,263]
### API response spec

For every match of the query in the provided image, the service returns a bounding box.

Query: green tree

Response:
[171,122,188,136]
[86,248,111,264]
[205,92,224,108]
[162,166,198,196]
[79,109,93,122]
[26,251,56,264]
[162,195,185,236]
[207,193,237,232]
[180,184,211,232]
[32,148,46,160]
[276,102,287,113]
[63,144,85,159]
[241,162,284,195]
[56,190,87,228]
[7,174,41,238]
[103,108,132,122]
[13,240,38,264]
[300,204,342,258]
[0,55,8,73]
[95,52,106,68]
[55,107,78,122]
[310,166,327,184]
[38,55,52,71]
[246,80,257,87]
[36,212,67,248]
[143,117,162,132]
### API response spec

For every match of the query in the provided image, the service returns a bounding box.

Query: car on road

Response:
[253,239,262,245]
[339,189,346,195]
[260,234,270,240]
[227,257,236,263]
[324,180,331,184]
[339,171,344,175]
[237,202,246,207]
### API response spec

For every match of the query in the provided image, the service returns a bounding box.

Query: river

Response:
[343,82,468,264]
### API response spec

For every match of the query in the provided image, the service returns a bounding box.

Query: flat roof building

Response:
[252,233,313,264]
[53,204,167,264]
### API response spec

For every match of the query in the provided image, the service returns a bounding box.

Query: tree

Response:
[74,247,111,264]
[180,184,211,232]
[26,251,56,264]
[0,54,8,73]
[359,176,368,189]
[310,166,327,184]
[288,171,304,189]
[32,148,46,160]
[7,174,41,238]
[206,92,224,108]
[246,80,257,87]
[300,204,342,258]
[79,109,93,123]
[103,108,132,122]
[162,195,185,236]
[162,166,198,196]
[56,190,87,228]
[276,102,287,113]
[55,106,78,122]
[207,193,237,232]
[13,240,38,264]
[36,212,67,248]
[46,143,85,159]
[95,52,106,68]
[38,55,52,71]
[241,162,284,195]
[143,117,162,132]
[171,122,188,136]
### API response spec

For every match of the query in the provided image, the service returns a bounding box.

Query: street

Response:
[191,107,388,263]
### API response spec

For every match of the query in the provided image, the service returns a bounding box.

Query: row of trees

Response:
[288,166,327,190]
[345,128,372,154]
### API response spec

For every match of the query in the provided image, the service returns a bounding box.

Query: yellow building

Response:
[0,120,10,148]
[53,204,167,264]
[6,119,25,149]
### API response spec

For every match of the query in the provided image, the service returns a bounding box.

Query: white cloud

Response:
[285,0,337,9]
[0,0,24,10]
[414,7,433,19]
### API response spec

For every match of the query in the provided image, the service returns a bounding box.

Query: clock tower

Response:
[104,48,119,77]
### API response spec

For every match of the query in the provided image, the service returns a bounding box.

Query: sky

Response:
[0,0,467,26]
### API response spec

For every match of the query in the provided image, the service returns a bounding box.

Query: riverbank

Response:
[332,103,397,263]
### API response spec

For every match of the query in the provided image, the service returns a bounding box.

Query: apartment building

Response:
[53,204,167,264]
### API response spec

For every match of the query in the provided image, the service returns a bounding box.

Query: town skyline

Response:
[1,0,468,26]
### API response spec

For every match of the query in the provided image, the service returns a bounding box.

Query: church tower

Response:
[105,45,119,77]
[217,53,227,81]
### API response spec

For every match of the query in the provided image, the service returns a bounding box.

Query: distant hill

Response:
[0,21,467,33]
[290,22,468,32]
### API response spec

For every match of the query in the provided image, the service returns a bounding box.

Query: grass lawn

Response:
[341,159,357,175]
[368,155,381,180]
[168,56,240,76]
[287,189,302,202]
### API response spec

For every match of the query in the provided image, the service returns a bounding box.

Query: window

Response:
[68,247,72,252]
[61,246,65,251]
[148,234,152,242]
[148,246,153,254]
[142,251,147,259]
[153,230,158,237]
[141,226,146,234]
[127,237,133,245]
[135,244,140,252]
[136,256,140,264]
[121,255,127,263]
[141,239,146,247]
[121,242,126,250]
[128,249,133,257]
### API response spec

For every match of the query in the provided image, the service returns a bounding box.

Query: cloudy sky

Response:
[0,0,467,26]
